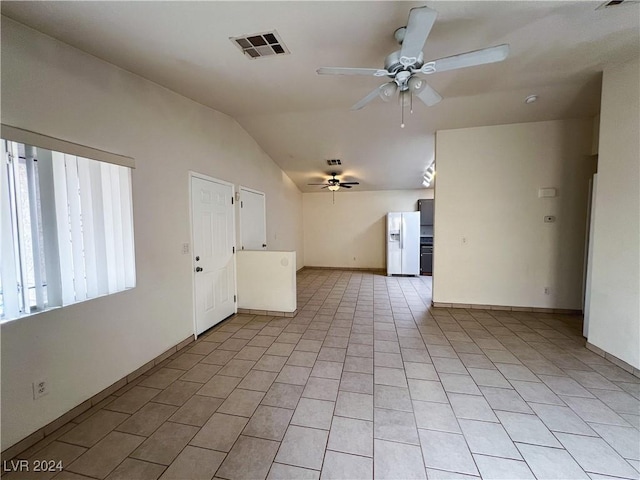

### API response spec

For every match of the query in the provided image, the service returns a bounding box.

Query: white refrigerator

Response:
[386,212,420,276]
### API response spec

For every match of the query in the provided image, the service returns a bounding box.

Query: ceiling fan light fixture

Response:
[408,76,426,93]
[328,184,340,191]
[379,82,398,102]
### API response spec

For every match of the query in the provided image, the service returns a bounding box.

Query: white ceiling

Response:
[2,1,638,191]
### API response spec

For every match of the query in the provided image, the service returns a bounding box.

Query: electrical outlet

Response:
[544,287,551,295]
[181,243,190,254]
[33,379,49,400]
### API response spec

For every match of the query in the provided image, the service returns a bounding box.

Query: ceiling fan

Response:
[316,6,510,127]
[308,172,360,191]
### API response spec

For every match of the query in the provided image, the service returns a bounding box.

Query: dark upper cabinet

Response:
[417,199,434,225]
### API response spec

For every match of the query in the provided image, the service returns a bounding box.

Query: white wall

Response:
[434,119,595,309]
[303,189,433,269]
[587,57,640,370]
[0,17,303,449]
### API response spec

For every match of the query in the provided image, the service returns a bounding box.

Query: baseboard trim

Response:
[586,342,640,379]
[303,266,386,273]
[431,301,581,315]
[237,308,297,317]
[1,334,195,462]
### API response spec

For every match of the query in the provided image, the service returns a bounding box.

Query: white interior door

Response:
[191,174,236,334]
[239,186,266,250]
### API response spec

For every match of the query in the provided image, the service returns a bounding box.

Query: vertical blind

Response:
[0,139,135,320]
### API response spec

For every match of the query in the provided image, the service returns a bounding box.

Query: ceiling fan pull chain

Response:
[401,98,405,128]
[410,92,414,114]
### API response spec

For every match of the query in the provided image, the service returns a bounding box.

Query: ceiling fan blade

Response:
[317,67,389,77]
[351,86,383,111]
[416,83,442,107]
[341,185,353,189]
[340,182,360,186]
[308,183,328,186]
[427,44,509,74]
[400,6,438,65]
[321,185,329,189]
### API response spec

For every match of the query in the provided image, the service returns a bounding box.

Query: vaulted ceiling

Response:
[2,1,638,191]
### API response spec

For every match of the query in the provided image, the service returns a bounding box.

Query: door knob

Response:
[262,244,267,248]
[195,256,200,261]
[195,266,203,272]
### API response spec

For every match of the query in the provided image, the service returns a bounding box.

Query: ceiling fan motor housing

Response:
[394,26,407,45]
[385,50,424,74]
[327,172,342,184]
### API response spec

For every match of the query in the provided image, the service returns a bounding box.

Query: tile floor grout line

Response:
[549,428,631,478]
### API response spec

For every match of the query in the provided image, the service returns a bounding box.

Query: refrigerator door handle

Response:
[399,217,403,250]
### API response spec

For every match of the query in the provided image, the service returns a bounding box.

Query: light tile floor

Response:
[9,270,640,480]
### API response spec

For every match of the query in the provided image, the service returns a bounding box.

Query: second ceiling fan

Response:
[308,172,360,191]
[308,172,360,204]
[317,6,509,126]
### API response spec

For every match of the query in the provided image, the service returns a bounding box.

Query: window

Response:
[1,137,135,321]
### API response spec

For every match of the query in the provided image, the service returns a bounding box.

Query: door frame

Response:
[238,185,267,251]
[188,171,237,339]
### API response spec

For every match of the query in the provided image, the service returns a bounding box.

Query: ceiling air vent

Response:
[230,31,290,59]
[327,159,342,166]
[597,0,638,9]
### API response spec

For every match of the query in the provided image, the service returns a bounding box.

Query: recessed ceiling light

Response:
[525,95,538,104]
